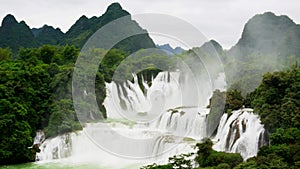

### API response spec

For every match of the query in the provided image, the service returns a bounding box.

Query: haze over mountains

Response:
[223,12,300,94]
[229,11,300,59]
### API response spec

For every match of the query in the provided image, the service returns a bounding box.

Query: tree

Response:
[0,47,12,62]
[45,99,82,137]
[225,90,244,111]
[248,66,300,132]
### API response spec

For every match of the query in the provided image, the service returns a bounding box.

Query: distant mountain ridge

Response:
[32,25,64,45]
[0,2,155,53]
[156,44,184,55]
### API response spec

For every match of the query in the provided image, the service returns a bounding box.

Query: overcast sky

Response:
[0,0,299,49]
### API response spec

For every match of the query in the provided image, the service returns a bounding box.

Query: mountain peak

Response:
[1,14,18,27]
[103,2,129,18]
[42,24,51,28]
[107,2,123,11]
[200,40,223,55]
[255,12,294,23]
[0,14,39,52]
[208,40,223,50]
[241,12,295,42]
[78,15,88,21]
[229,11,297,57]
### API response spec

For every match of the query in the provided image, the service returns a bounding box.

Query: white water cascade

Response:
[36,71,267,168]
[213,109,268,159]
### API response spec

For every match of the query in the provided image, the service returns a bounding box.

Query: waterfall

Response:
[37,134,73,161]
[36,124,195,167]
[213,108,268,159]
[37,71,266,167]
[103,71,213,120]
[33,130,45,145]
[151,107,209,140]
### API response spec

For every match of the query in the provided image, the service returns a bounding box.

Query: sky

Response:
[0,0,299,49]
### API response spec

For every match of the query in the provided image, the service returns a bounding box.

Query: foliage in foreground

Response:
[247,65,300,132]
[142,139,243,169]
[0,46,81,164]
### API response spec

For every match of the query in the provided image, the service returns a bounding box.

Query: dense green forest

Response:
[0,46,79,164]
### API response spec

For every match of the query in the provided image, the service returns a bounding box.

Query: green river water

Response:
[0,162,141,169]
[0,163,105,169]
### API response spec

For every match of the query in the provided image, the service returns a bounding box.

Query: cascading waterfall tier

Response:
[36,123,196,167]
[103,71,214,121]
[37,134,73,161]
